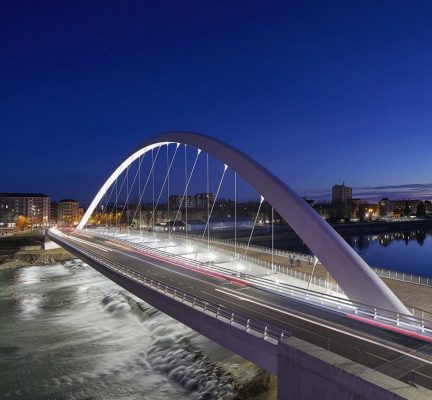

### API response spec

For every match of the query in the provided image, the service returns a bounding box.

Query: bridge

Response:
[49,132,432,399]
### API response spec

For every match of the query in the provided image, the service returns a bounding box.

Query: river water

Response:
[346,230,432,277]
[259,228,432,278]
[0,260,245,400]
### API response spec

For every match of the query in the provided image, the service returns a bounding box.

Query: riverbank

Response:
[332,219,432,234]
[0,230,75,270]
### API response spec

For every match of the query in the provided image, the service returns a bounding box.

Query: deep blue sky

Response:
[2,1,432,204]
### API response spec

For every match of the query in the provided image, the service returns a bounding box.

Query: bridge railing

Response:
[167,230,432,288]
[204,243,344,295]
[55,233,290,344]
[51,230,432,390]
[168,230,312,262]
[373,267,432,287]
[92,228,345,295]
[89,229,432,329]
[86,229,432,337]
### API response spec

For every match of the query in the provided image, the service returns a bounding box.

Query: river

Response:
[0,260,260,400]
[255,227,432,277]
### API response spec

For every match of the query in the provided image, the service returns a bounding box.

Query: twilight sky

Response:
[1,1,432,204]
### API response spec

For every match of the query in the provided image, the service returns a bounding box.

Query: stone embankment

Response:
[0,230,74,270]
[0,248,75,269]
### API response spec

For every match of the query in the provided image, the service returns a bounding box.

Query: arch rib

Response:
[78,132,409,314]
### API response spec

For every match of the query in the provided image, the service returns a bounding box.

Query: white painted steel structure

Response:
[78,131,409,314]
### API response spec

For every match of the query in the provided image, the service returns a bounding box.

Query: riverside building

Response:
[0,193,50,227]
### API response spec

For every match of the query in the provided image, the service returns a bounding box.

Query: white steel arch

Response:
[78,131,409,314]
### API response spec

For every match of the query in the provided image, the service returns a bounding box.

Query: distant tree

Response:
[403,202,411,217]
[16,215,28,231]
[416,202,426,218]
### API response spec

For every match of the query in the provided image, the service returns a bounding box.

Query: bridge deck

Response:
[50,229,432,390]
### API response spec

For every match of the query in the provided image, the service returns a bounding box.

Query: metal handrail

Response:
[88,229,432,336]
[55,234,290,342]
[165,229,432,287]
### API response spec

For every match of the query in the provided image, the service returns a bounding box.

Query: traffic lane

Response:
[72,231,249,288]
[77,232,431,354]
[63,233,431,363]
[201,286,432,366]
[107,245,432,369]
[71,233,432,379]
[223,285,430,352]
[66,232,430,354]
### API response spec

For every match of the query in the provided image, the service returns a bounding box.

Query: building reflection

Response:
[350,229,431,250]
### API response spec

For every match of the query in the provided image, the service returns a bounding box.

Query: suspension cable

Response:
[244,195,264,258]
[199,164,228,246]
[114,179,118,233]
[91,178,114,231]
[167,148,201,248]
[308,256,319,291]
[152,148,155,231]
[130,146,162,229]
[207,152,210,251]
[105,183,116,227]
[138,154,141,236]
[185,144,188,240]
[234,171,237,259]
[117,155,145,234]
[167,144,170,232]
[113,166,129,233]
[271,206,274,271]
[100,180,116,234]
[149,143,180,229]
[126,162,129,228]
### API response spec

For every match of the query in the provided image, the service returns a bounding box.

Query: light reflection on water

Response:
[346,230,432,277]
[261,228,432,277]
[0,261,237,400]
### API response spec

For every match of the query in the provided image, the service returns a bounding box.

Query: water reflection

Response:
[349,230,430,250]
[341,228,432,277]
[256,227,432,277]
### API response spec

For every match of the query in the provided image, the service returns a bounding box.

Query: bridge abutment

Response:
[277,337,426,400]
